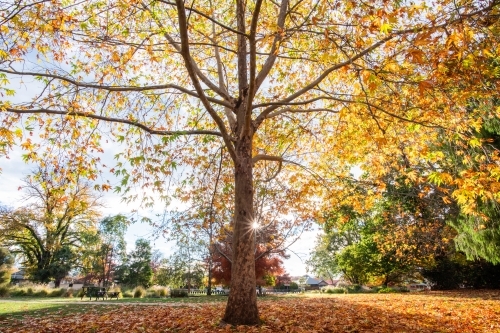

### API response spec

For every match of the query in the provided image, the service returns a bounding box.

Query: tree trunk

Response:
[54,279,61,288]
[207,255,212,296]
[222,135,259,325]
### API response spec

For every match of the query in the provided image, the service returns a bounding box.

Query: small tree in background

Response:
[96,215,129,286]
[121,239,154,288]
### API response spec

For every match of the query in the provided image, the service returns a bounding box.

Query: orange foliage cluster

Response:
[2,291,500,332]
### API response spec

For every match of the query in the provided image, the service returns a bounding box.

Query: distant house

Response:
[295,276,331,289]
[11,269,27,284]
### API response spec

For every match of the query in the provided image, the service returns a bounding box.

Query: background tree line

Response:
[309,102,500,289]
[0,166,290,290]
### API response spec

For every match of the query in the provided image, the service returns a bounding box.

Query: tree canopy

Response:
[1,0,499,325]
[0,168,102,287]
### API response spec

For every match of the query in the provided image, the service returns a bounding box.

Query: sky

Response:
[0,145,318,277]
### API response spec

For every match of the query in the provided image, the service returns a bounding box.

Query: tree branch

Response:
[255,0,289,91]
[252,154,283,182]
[157,0,249,37]
[6,108,225,137]
[243,0,264,137]
[254,34,397,127]
[209,1,237,131]
[141,1,233,102]
[215,242,232,263]
[266,108,338,119]
[175,0,237,161]
[0,69,232,108]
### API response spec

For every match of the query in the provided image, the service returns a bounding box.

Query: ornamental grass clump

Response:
[133,286,146,298]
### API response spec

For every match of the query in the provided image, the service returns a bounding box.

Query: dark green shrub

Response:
[423,255,500,290]
[378,287,397,293]
[0,285,9,297]
[326,288,346,294]
[346,285,362,293]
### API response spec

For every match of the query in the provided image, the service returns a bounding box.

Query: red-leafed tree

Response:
[211,244,286,286]
[275,274,292,286]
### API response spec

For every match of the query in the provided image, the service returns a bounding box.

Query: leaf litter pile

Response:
[1,291,499,333]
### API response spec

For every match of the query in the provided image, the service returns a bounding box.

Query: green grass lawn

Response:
[0,294,284,321]
[0,301,114,320]
[0,295,231,320]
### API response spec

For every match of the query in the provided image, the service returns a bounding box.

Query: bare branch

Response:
[255,0,289,90]
[251,154,282,164]
[157,0,249,37]
[141,1,233,102]
[266,108,338,119]
[175,0,237,161]
[6,108,225,138]
[251,154,283,182]
[215,242,232,263]
[243,0,264,138]
[0,69,232,108]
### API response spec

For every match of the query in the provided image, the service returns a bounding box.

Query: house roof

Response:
[304,276,321,285]
[11,270,26,279]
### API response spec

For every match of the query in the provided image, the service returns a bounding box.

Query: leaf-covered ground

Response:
[1,290,499,332]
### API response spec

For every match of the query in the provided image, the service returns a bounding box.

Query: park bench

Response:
[80,286,119,300]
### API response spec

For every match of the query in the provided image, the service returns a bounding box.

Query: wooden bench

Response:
[81,286,109,301]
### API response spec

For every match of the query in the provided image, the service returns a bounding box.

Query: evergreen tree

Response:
[124,239,153,288]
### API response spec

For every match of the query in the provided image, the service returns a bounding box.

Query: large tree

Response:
[1,0,499,325]
[0,169,102,287]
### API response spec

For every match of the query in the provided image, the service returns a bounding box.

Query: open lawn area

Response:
[0,290,499,332]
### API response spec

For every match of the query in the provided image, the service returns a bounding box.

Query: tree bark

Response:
[54,279,61,288]
[222,134,259,325]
